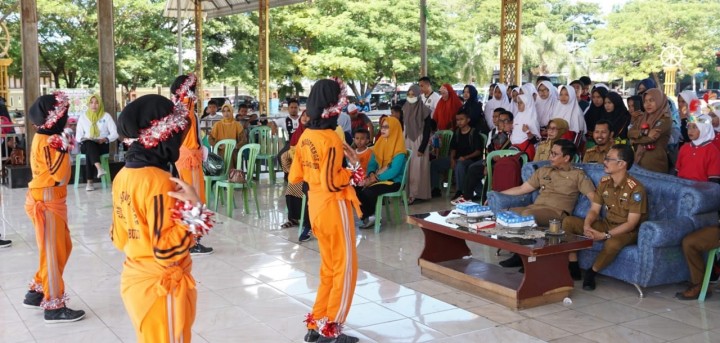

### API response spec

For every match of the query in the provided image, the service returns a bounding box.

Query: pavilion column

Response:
[194,0,204,109]
[419,0,427,76]
[98,0,117,122]
[21,0,40,159]
[258,0,270,116]
[500,0,521,85]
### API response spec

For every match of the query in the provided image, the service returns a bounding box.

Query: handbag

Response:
[227,168,246,183]
[202,152,224,176]
[10,148,25,165]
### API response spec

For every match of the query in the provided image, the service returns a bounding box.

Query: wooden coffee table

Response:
[408,211,593,309]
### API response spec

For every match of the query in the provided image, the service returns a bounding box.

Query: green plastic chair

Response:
[74,153,111,189]
[213,143,260,218]
[250,126,277,184]
[435,130,454,197]
[484,149,528,204]
[699,247,719,302]
[298,194,307,236]
[203,139,237,203]
[373,150,412,233]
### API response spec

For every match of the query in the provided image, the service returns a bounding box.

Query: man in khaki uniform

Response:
[677,226,720,300]
[564,144,647,290]
[582,119,614,163]
[499,139,596,270]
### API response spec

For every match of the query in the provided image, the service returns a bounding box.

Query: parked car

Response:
[370,92,392,110]
[232,95,258,110]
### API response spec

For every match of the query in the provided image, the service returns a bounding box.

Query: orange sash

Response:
[176,147,203,170]
[121,256,196,342]
[24,192,68,245]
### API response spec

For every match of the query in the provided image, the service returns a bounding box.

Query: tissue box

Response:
[496,211,536,228]
[456,202,493,218]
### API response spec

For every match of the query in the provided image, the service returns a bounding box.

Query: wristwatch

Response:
[604,232,612,240]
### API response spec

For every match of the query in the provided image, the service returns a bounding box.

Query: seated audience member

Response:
[603,92,631,142]
[675,117,720,183]
[583,119,614,163]
[570,80,590,111]
[678,225,720,299]
[357,117,407,228]
[709,111,720,151]
[428,111,484,201]
[552,85,586,143]
[201,99,222,129]
[535,118,569,161]
[498,139,596,269]
[353,128,374,172]
[433,83,462,131]
[210,104,247,167]
[280,111,312,241]
[348,104,374,138]
[338,109,353,145]
[485,107,505,149]
[511,93,541,160]
[563,144,647,288]
[236,103,258,127]
[75,94,119,191]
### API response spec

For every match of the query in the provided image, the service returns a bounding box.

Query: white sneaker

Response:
[96,168,107,178]
[362,215,376,229]
[450,196,467,206]
[85,183,95,191]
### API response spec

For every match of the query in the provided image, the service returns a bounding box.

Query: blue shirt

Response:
[367,153,407,184]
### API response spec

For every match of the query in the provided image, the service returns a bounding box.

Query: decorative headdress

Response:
[122,102,189,148]
[34,91,69,130]
[171,73,197,102]
[321,77,348,119]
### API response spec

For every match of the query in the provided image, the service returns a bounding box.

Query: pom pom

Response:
[35,91,69,130]
[41,293,69,310]
[303,313,316,326]
[123,102,189,149]
[317,318,341,338]
[321,77,349,119]
[171,200,215,237]
[689,98,700,114]
[346,161,365,186]
[47,131,74,152]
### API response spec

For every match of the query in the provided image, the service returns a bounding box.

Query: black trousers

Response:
[286,183,310,227]
[357,182,401,220]
[462,162,485,199]
[80,141,109,180]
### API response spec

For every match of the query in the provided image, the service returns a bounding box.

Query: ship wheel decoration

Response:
[660,45,683,68]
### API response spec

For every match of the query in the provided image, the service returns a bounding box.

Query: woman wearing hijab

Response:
[357,116,407,228]
[209,103,247,168]
[534,118,569,161]
[402,84,433,204]
[583,86,609,144]
[708,111,720,151]
[511,93,541,160]
[520,83,538,101]
[23,92,86,323]
[535,81,558,128]
[280,111,312,242]
[75,94,118,191]
[636,78,657,95]
[288,79,362,343]
[433,83,462,130]
[553,85,587,141]
[677,90,701,146]
[603,92,632,141]
[459,85,488,133]
[112,94,213,342]
[628,89,673,173]
[675,117,720,183]
[484,84,511,130]
[508,87,520,115]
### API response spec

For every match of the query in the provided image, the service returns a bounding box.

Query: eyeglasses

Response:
[547,126,558,131]
[603,157,623,163]
[381,125,390,129]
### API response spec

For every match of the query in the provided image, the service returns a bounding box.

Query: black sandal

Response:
[280,220,298,229]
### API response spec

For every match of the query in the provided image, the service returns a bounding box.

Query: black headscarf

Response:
[29,94,69,135]
[458,85,489,134]
[170,74,197,98]
[583,86,609,133]
[306,79,340,130]
[118,95,186,170]
[604,92,631,139]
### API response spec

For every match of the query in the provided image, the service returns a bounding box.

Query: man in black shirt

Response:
[430,111,484,200]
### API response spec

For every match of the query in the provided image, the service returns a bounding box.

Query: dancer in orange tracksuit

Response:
[289,79,363,343]
[111,94,213,343]
[170,74,213,255]
[22,92,86,323]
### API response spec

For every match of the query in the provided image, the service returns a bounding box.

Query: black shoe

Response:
[518,267,524,274]
[711,263,720,284]
[190,243,214,256]
[583,269,596,291]
[299,227,312,242]
[431,188,442,198]
[304,329,320,342]
[317,334,360,343]
[0,238,11,248]
[569,262,582,281]
[22,291,43,310]
[44,307,86,324]
[499,253,522,268]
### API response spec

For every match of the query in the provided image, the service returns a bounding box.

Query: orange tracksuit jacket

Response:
[111,167,197,343]
[25,133,72,309]
[176,98,205,203]
[289,128,360,328]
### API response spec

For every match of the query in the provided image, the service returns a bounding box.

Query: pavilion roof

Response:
[163,0,306,19]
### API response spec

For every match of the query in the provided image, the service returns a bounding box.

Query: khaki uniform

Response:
[534,140,553,162]
[627,117,672,173]
[563,174,648,271]
[509,165,595,226]
[682,226,720,285]
[582,143,612,163]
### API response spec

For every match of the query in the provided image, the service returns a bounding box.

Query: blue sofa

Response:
[488,161,720,296]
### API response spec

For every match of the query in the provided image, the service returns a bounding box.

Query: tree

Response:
[591,0,720,83]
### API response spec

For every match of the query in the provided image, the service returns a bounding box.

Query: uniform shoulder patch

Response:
[632,192,642,202]
[627,178,638,189]
[600,176,611,183]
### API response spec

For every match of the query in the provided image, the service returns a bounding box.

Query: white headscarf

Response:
[484,84,510,130]
[535,81,558,127]
[521,83,538,99]
[679,90,701,118]
[508,87,520,115]
[511,93,541,144]
[690,117,716,146]
[552,85,587,134]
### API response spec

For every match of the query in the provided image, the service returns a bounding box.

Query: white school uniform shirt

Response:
[421,92,441,119]
[75,112,119,143]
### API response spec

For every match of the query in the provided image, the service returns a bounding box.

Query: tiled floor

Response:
[1,179,719,342]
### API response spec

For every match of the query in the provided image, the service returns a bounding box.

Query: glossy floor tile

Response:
[0,179,717,342]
